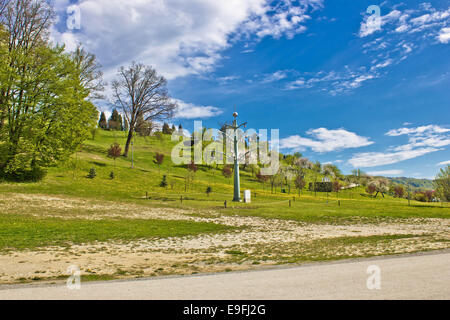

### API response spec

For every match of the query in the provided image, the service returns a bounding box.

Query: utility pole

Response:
[408,183,411,206]
[131,139,134,169]
[224,112,247,202]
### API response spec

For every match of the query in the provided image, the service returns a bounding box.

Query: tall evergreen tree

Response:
[162,122,171,134]
[108,109,122,130]
[99,112,108,129]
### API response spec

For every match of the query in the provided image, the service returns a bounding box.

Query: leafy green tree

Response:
[434,165,450,202]
[0,0,100,180]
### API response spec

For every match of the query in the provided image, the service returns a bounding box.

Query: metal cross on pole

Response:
[223,112,247,202]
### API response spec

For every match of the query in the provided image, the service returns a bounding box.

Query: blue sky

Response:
[51,0,450,179]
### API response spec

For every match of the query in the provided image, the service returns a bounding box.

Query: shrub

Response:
[206,186,212,196]
[87,168,97,179]
[393,185,405,198]
[160,175,168,188]
[222,165,232,183]
[424,190,435,202]
[414,192,427,202]
[187,162,198,173]
[366,183,376,195]
[155,153,164,173]
[332,181,342,193]
[109,171,115,179]
[0,167,47,182]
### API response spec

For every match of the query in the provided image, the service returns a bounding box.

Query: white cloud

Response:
[285,78,306,90]
[280,128,373,153]
[349,148,439,168]
[51,0,323,81]
[438,27,450,43]
[285,68,382,95]
[359,6,450,39]
[358,4,449,87]
[386,125,450,151]
[262,70,288,83]
[359,9,403,37]
[386,125,450,137]
[367,170,403,176]
[437,160,450,166]
[349,125,450,168]
[217,75,240,83]
[173,99,223,119]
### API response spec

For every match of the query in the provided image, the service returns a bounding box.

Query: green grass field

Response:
[0,214,234,251]
[2,130,449,212]
[0,129,448,254]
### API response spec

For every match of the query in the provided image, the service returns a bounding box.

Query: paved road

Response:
[1,251,449,300]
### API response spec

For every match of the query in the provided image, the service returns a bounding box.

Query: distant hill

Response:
[387,177,435,191]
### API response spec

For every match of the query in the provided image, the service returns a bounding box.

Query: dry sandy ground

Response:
[0,193,449,284]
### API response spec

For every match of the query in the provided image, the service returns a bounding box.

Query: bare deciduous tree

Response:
[112,62,177,157]
[0,0,7,17]
[1,0,54,51]
[0,0,54,130]
[71,45,105,99]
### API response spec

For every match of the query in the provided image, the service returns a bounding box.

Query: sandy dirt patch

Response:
[0,193,449,284]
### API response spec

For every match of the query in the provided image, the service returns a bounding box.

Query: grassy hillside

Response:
[388,177,435,191]
[0,129,448,284]
[0,129,324,201]
[1,129,448,222]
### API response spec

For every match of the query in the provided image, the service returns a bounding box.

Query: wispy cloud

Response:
[349,125,450,168]
[285,65,388,95]
[437,160,450,166]
[438,27,450,43]
[280,128,373,153]
[359,5,450,40]
[356,3,450,93]
[349,148,439,168]
[217,75,240,83]
[359,9,403,38]
[262,71,289,83]
[367,169,404,176]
